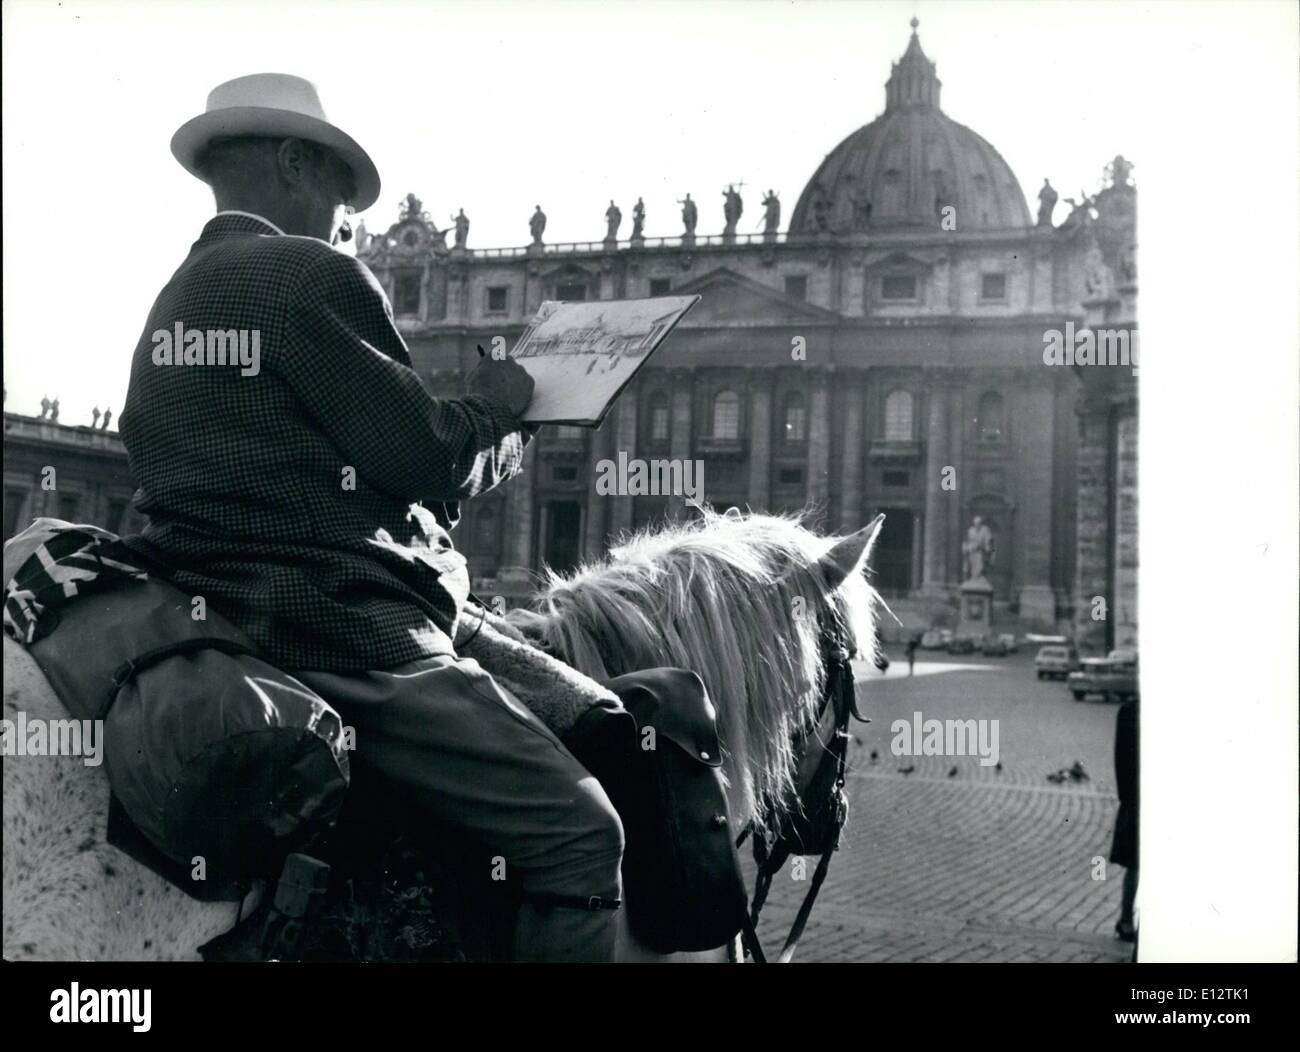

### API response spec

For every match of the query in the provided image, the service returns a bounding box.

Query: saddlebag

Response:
[566,668,748,954]
[4,519,351,901]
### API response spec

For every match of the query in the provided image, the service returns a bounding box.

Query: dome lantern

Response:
[885,18,942,111]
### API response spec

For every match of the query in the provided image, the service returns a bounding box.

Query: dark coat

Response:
[121,213,530,672]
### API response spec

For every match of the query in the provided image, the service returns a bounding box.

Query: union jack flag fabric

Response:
[3,519,149,645]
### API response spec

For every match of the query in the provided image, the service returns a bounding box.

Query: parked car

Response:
[947,637,977,655]
[1069,652,1139,702]
[998,632,1020,654]
[920,628,954,650]
[981,634,1010,656]
[1035,644,1080,680]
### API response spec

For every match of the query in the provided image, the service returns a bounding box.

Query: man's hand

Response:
[466,354,535,418]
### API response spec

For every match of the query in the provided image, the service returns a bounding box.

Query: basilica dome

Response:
[789,21,1031,235]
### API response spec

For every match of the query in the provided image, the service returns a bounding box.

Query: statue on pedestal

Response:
[1106,154,1134,188]
[529,205,547,245]
[961,516,995,581]
[722,184,743,237]
[398,192,427,223]
[761,189,780,239]
[678,193,697,237]
[91,406,101,428]
[1037,178,1058,227]
[453,209,469,249]
[39,395,50,419]
[49,398,60,423]
[631,197,645,240]
[604,200,622,241]
[101,407,112,430]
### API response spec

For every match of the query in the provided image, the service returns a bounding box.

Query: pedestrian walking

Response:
[1111,698,1139,945]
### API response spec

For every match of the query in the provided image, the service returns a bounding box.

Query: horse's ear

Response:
[817,513,886,590]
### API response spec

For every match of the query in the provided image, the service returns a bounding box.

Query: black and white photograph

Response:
[2,0,1295,1024]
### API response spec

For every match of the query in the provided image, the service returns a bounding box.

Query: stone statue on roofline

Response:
[761,190,781,239]
[529,205,547,245]
[605,200,622,241]
[631,198,645,240]
[678,193,698,236]
[722,184,743,237]
[1037,178,1058,227]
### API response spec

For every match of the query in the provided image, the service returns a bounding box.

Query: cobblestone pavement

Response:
[745,650,1134,963]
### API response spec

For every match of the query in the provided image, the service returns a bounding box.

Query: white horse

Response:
[3,509,882,961]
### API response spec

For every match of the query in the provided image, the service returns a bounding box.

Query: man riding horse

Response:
[118,73,630,962]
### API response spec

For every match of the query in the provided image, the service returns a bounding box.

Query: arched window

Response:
[648,393,670,444]
[977,391,1004,442]
[884,390,914,442]
[712,390,740,440]
[783,391,807,443]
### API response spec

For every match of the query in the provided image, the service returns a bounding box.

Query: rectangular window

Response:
[649,278,672,297]
[486,286,509,313]
[556,283,587,302]
[881,274,917,300]
[883,469,910,488]
[712,397,740,440]
[980,273,1007,301]
[784,405,807,443]
[393,271,422,315]
[778,467,804,485]
[784,275,808,301]
[4,487,30,539]
[651,405,670,443]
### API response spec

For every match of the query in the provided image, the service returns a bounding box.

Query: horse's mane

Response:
[527,510,879,829]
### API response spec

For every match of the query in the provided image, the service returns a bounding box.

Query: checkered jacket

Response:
[120,213,529,672]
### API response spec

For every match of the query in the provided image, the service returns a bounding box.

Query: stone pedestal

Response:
[957,576,994,638]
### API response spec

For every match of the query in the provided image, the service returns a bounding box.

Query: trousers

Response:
[293,653,624,962]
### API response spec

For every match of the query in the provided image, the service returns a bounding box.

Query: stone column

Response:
[746,369,772,511]
[669,369,693,517]
[946,379,966,585]
[497,443,537,601]
[670,372,693,457]
[920,383,951,595]
[584,413,614,559]
[838,373,865,532]
[806,370,832,529]
[1072,393,1111,653]
[1112,405,1139,650]
[607,393,638,538]
[1016,375,1057,626]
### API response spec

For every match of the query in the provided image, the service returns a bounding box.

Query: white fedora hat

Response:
[171,73,381,211]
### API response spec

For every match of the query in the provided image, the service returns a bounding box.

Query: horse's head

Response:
[518,509,885,831]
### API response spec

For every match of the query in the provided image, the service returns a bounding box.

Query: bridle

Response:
[736,614,868,963]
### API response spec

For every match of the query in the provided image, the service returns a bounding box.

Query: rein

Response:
[738,616,867,963]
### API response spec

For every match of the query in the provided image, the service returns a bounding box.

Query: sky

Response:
[0,0,1277,422]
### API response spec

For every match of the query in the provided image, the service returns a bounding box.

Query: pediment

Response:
[671,268,839,326]
[540,260,597,284]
